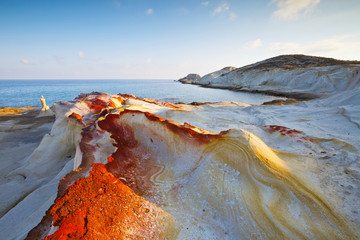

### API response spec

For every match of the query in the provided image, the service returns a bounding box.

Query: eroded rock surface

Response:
[0,92,349,239]
[181,54,360,99]
[0,90,359,239]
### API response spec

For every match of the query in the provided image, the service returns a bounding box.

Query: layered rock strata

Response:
[4,92,354,239]
[180,55,360,100]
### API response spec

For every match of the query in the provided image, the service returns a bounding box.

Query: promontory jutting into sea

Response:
[0,55,359,239]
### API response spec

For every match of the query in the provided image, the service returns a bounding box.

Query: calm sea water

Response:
[0,80,281,108]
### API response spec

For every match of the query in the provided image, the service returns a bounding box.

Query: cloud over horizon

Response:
[272,0,320,20]
[268,35,360,58]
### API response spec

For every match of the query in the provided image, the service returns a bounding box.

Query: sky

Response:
[1,0,360,79]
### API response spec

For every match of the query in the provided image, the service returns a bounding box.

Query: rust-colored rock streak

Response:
[264,124,314,142]
[97,110,221,196]
[44,164,173,240]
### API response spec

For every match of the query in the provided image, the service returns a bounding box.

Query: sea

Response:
[0,79,281,108]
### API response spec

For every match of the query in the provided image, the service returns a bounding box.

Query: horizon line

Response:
[0,78,176,81]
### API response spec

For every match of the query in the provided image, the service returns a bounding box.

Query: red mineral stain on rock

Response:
[118,93,141,100]
[105,149,138,190]
[97,113,140,190]
[69,112,82,120]
[57,123,108,197]
[108,96,125,108]
[85,97,108,114]
[44,164,172,240]
[68,112,84,126]
[142,98,181,109]
[96,110,231,197]
[143,111,214,144]
[99,111,209,192]
[29,93,190,239]
[264,125,313,142]
[97,113,138,148]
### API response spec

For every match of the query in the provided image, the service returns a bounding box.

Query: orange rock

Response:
[68,112,82,120]
[44,164,174,240]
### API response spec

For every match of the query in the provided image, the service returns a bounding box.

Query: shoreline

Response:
[181,82,319,100]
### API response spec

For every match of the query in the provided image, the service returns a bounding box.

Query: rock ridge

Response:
[179,54,360,99]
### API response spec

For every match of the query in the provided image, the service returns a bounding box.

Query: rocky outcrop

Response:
[181,55,360,99]
[178,73,201,83]
[7,92,354,239]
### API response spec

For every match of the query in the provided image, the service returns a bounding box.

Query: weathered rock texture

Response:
[181,55,360,99]
[14,92,358,239]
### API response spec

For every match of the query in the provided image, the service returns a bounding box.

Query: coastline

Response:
[186,82,319,100]
[1,55,359,239]
[178,55,360,102]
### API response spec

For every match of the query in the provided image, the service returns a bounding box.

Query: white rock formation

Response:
[38,96,54,117]
[198,66,236,83]
[188,55,360,99]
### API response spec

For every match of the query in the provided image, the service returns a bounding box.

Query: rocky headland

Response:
[177,73,201,84]
[179,54,360,100]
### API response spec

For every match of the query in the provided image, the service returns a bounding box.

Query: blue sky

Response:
[1,0,360,79]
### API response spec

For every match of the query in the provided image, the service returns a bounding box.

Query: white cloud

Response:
[302,35,360,53]
[272,0,320,20]
[213,3,237,21]
[201,1,209,6]
[244,39,263,50]
[268,35,360,56]
[146,8,153,14]
[213,3,230,14]
[78,51,85,58]
[21,59,30,65]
